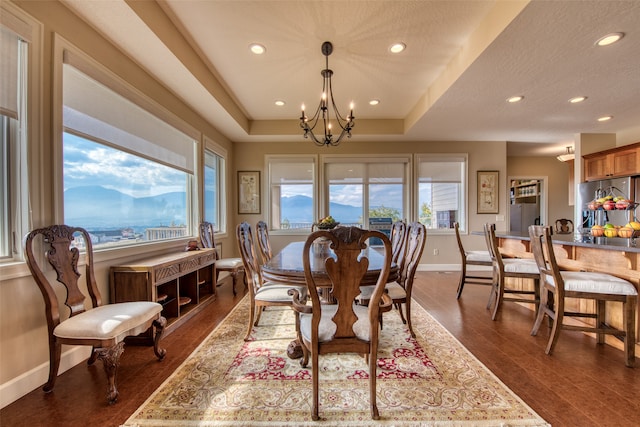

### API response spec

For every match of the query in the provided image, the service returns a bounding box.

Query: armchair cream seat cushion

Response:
[299,303,370,343]
[215,258,244,270]
[359,282,406,301]
[54,301,163,341]
[255,283,307,303]
[384,282,407,300]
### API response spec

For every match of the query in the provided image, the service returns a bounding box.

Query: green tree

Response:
[419,202,432,225]
[368,205,401,222]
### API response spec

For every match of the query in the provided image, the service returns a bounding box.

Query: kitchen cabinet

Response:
[583,142,640,181]
[109,248,217,341]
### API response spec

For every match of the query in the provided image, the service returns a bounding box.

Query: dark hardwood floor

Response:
[2,271,639,426]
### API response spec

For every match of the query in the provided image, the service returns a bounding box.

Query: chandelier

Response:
[300,41,354,147]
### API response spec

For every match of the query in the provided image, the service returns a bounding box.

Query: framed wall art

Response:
[238,171,261,214]
[477,170,499,214]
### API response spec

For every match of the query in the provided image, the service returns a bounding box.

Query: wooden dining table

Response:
[262,241,399,287]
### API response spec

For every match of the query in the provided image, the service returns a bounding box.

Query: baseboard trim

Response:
[0,346,91,409]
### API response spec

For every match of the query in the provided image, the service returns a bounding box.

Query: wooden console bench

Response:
[109,248,217,341]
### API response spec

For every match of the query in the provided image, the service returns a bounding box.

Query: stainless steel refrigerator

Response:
[510,203,539,233]
[577,176,638,232]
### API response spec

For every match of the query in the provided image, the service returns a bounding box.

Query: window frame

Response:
[265,154,413,234]
[0,3,42,275]
[203,139,227,235]
[52,34,201,259]
[265,154,317,235]
[321,154,411,228]
[414,153,468,234]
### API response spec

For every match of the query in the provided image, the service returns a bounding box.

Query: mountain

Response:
[64,187,364,230]
[280,195,362,224]
[64,185,186,229]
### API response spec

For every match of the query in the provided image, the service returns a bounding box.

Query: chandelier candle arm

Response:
[300,41,355,147]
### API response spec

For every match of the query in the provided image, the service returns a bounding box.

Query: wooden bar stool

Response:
[484,223,540,320]
[454,222,493,299]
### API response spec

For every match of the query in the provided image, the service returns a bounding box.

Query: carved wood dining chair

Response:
[24,225,166,404]
[256,220,273,265]
[554,218,574,234]
[200,221,244,295]
[454,221,493,299]
[387,221,426,337]
[389,220,407,266]
[528,225,636,367]
[484,223,540,320]
[358,221,425,337]
[236,221,307,341]
[289,226,393,420]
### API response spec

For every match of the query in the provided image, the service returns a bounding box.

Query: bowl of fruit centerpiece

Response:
[313,216,339,253]
[314,215,339,230]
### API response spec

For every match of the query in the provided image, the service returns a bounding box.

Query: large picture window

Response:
[416,154,467,232]
[266,155,409,233]
[324,156,409,228]
[62,61,196,249]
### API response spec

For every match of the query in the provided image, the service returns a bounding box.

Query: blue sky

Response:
[64,133,185,198]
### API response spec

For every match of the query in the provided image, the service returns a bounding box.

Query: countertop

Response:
[490,230,640,253]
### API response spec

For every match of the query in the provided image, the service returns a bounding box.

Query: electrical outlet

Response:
[433,248,439,256]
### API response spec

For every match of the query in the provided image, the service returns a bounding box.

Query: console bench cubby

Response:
[109,248,217,342]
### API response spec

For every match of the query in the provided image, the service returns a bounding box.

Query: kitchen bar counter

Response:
[480,229,639,353]
[489,229,640,284]
[493,230,640,253]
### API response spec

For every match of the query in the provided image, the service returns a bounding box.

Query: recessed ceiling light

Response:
[369,99,380,106]
[507,95,524,103]
[569,96,587,103]
[595,32,624,46]
[274,100,285,106]
[389,43,406,53]
[597,115,613,122]
[249,43,266,54]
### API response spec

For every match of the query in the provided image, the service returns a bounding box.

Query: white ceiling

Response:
[61,0,640,156]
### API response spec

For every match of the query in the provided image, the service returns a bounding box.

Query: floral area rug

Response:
[123,296,549,427]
